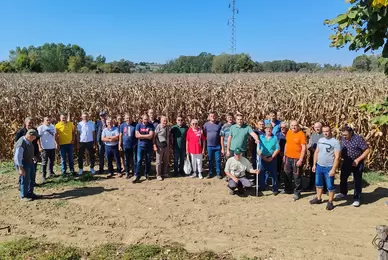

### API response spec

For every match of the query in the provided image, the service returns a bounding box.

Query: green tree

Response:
[352,54,372,71]
[68,56,83,72]
[325,0,388,75]
[0,61,14,72]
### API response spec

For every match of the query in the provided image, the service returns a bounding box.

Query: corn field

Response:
[0,73,387,170]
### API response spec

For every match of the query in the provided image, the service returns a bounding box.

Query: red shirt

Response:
[186,127,205,154]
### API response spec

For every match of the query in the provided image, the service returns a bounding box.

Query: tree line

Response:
[0,43,384,73]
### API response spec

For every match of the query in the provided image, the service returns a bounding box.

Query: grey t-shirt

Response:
[224,156,253,178]
[155,125,169,144]
[317,137,341,167]
[308,133,324,150]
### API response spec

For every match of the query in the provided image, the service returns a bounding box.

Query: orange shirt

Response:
[285,130,306,159]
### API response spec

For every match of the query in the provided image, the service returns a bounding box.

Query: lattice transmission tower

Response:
[228,0,239,53]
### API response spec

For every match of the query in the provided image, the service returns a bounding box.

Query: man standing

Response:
[15,117,39,184]
[276,122,288,184]
[55,113,75,176]
[119,114,137,179]
[148,109,160,129]
[309,125,341,211]
[115,115,125,172]
[283,120,306,201]
[203,112,222,179]
[14,129,39,201]
[307,122,324,191]
[154,116,170,181]
[77,112,96,175]
[224,148,259,195]
[251,120,265,170]
[227,114,259,158]
[258,124,280,195]
[264,110,281,135]
[95,111,107,174]
[133,114,154,183]
[220,113,234,158]
[170,116,188,177]
[336,126,370,207]
[101,117,121,178]
[37,117,57,182]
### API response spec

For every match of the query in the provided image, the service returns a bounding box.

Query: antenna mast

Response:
[228,0,238,54]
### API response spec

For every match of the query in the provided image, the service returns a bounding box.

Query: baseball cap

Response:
[265,123,273,128]
[99,111,107,116]
[234,148,242,155]
[27,129,38,137]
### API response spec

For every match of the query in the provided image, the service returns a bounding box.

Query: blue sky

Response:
[0,0,369,65]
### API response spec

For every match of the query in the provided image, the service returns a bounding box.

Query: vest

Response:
[14,137,34,165]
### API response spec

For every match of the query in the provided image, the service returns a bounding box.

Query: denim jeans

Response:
[207,145,221,176]
[260,157,278,192]
[105,145,121,174]
[59,144,74,174]
[315,164,335,192]
[123,146,135,174]
[18,163,35,198]
[173,148,185,175]
[340,161,364,201]
[136,145,152,177]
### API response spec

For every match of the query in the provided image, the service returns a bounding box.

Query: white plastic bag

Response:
[184,154,192,175]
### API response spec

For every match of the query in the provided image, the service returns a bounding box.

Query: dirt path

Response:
[0,172,386,260]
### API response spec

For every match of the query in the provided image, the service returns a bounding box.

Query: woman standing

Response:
[186,119,206,179]
[153,116,170,181]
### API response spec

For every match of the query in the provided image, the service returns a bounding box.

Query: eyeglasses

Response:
[192,123,198,125]
[177,119,183,121]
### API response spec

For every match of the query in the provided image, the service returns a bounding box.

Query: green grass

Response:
[38,173,97,189]
[53,200,68,208]
[0,162,15,175]
[0,238,240,260]
[363,171,388,185]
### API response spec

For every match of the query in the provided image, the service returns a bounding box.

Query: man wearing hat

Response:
[14,129,40,201]
[95,111,107,174]
[257,123,280,195]
[224,148,259,195]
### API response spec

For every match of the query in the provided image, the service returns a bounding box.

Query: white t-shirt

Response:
[77,121,95,143]
[37,124,56,149]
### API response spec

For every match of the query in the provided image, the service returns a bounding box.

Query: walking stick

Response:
[256,159,259,197]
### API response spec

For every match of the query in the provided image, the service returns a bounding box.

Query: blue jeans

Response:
[173,148,185,175]
[18,163,35,198]
[259,157,278,192]
[59,144,74,174]
[207,145,221,176]
[105,145,121,174]
[136,145,152,177]
[315,164,335,192]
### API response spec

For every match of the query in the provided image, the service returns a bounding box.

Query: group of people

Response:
[13,109,371,211]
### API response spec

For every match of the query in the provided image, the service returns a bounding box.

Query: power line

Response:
[228,0,238,54]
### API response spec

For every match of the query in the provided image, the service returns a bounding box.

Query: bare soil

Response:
[0,170,387,260]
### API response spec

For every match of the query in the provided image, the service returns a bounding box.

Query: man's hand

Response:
[119,146,123,152]
[253,169,260,174]
[352,159,359,167]
[19,168,25,176]
[255,139,260,144]
[221,148,224,155]
[266,156,273,162]
[226,151,230,157]
[153,145,157,152]
[233,177,239,183]
[39,147,43,153]
[312,165,316,173]
[55,143,59,150]
[296,159,303,167]
[329,169,335,177]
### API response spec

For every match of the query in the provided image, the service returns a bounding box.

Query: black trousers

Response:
[78,142,95,169]
[283,157,302,195]
[41,149,55,178]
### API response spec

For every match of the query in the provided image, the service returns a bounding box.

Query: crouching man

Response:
[224,148,259,195]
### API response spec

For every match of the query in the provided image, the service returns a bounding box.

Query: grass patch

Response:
[53,200,68,208]
[39,173,97,189]
[363,171,388,185]
[0,238,241,260]
[0,162,15,175]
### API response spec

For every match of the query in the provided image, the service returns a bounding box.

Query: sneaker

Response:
[190,173,197,178]
[228,187,235,195]
[309,197,322,205]
[29,193,42,200]
[118,173,123,178]
[21,197,33,202]
[280,190,292,195]
[198,173,204,179]
[70,171,76,176]
[352,201,360,207]
[42,177,46,183]
[326,202,334,211]
[78,169,83,176]
[206,174,212,179]
[157,176,163,181]
[335,193,346,200]
[132,177,140,184]
[107,173,114,178]
[49,173,55,178]
[273,191,280,196]
[385,201,388,207]
[293,193,301,201]
[217,175,223,180]
[90,168,96,175]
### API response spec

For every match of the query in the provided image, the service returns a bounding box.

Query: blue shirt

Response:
[101,126,119,146]
[203,121,222,147]
[14,137,30,167]
[220,122,234,148]
[258,135,280,157]
[264,119,281,135]
[119,122,137,148]
[276,132,287,153]
[136,122,155,148]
